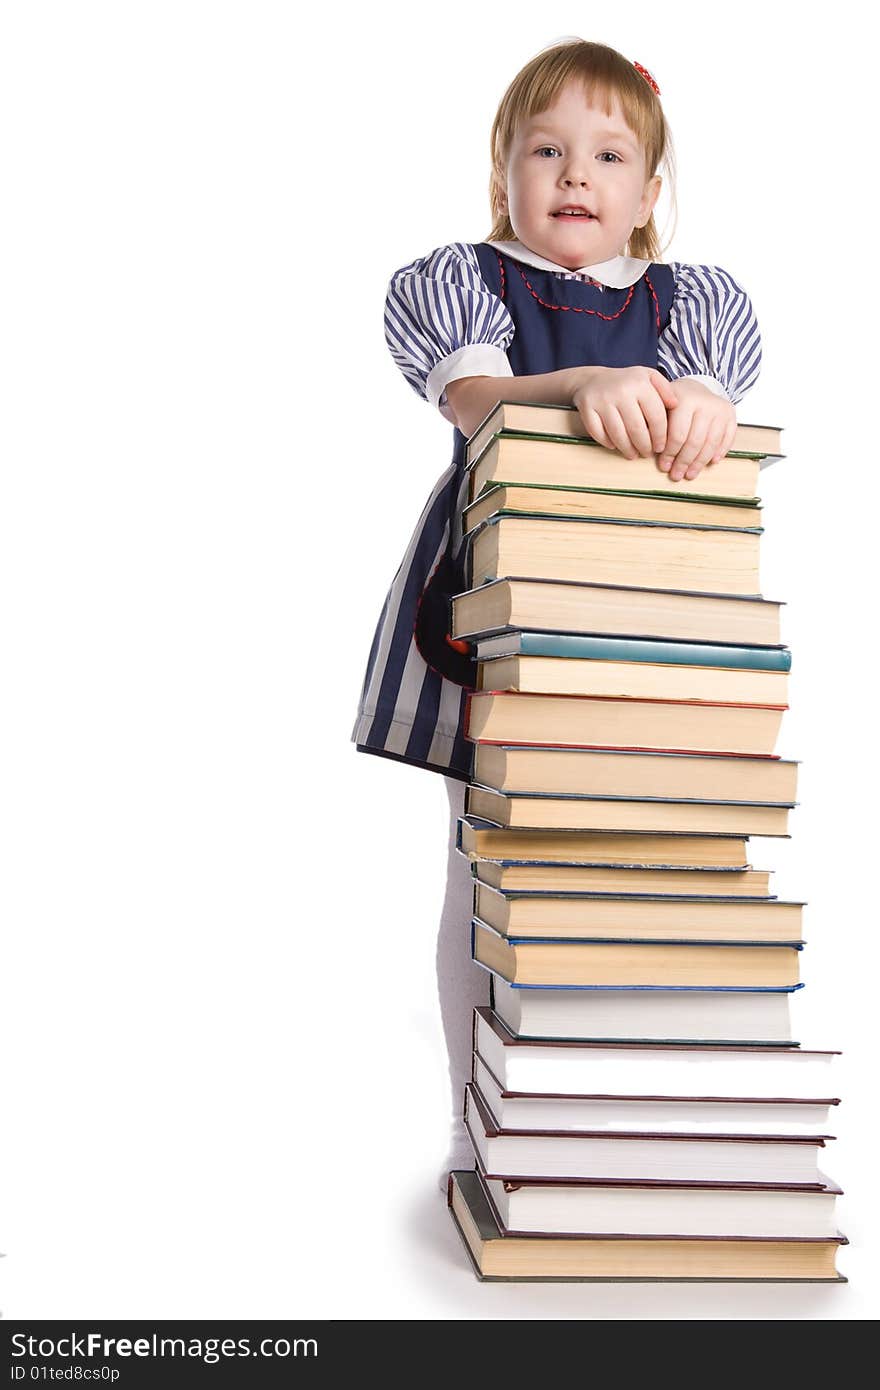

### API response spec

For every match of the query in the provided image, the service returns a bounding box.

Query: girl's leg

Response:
[435,774,489,1189]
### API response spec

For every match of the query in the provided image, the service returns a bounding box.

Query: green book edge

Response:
[472,479,763,509]
[468,507,763,535]
[476,399,785,433]
[467,427,777,466]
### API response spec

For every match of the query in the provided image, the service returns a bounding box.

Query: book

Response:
[474,1006,838,1097]
[478,652,788,705]
[473,631,790,670]
[472,745,798,802]
[472,920,802,988]
[472,1053,836,1137]
[466,785,791,837]
[489,975,799,1045]
[458,817,751,869]
[468,514,761,595]
[463,1083,830,1183]
[463,482,763,534]
[465,691,786,757]
[448,1171,847,1281]
[472,859,772,897]
[465,401,783,471]
[473,883,802,944]
[465,422,774,504]
[452,578,783,647]
[477,1162,843,1239]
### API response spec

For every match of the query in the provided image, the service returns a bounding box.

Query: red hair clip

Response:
[633,61,661,96]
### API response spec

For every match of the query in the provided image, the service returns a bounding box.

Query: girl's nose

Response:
[561,165,592,189]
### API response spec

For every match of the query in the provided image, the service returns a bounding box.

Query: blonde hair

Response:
[486,39,677,262]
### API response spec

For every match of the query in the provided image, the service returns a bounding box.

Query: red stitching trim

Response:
[495,251,660,328]
[518,264,634,319]
[645,270,660,331]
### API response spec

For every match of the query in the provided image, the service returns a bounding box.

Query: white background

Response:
[1,0,877,1320]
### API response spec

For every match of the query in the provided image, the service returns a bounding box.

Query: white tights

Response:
[435,774,490,1169]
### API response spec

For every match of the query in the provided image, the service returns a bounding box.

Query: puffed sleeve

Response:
[384,242,515,423]
[657,264,762,405]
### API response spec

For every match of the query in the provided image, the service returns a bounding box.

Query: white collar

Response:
[487,238,650,289]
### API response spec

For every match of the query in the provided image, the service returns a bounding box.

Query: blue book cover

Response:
[504,937,804,948]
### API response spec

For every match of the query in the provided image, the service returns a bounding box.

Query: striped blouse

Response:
[384,239,761,421]
[354,239,762,782]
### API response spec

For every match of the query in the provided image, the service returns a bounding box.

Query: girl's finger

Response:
[639,390,669,456]
[700,419,727,469]
[708,418,737,465]
[724,418,739,456]
[617,401,654,459]
[658,410,694,473]
[649,370,679,411]
[603,406,639,460]
[584,408,612,451]
[669,422,710,480]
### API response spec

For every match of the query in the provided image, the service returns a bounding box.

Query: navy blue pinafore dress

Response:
[353,244,675,783]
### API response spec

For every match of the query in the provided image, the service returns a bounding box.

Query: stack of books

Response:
[444,402,846,1283]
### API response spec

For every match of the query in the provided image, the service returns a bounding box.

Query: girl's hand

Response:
[570,365,679,461]
[657,379,738,481]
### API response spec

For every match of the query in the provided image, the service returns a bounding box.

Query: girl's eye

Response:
[534,147,623,163]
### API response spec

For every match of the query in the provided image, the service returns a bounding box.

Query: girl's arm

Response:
[384,243,514,425]
[655,263,761,478]
[658,264,761,404]
[446,365,678,459]
[444,368,582,438]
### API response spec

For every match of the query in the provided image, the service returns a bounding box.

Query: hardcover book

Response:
[472,631,790,670]
[473,1006,840,1092]
[457,816,751,869]
[468,512,761,595]
[472,881,803,943]
[465,690,787,757]
[472,918,803,988]
[471,745,798,802]
[471,1051,837,1137]
[465,784,791,838]
[447,1170,846,1282]
[464,401,783,471]
[476,650,788,704]
[463,482,763,535]
[471,859,772,897]
[451,577,784,647]
[487,974,800,1044]
[463,1082,832,1184]
[475,1153,844,1239]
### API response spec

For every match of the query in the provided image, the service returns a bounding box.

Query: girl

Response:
[352,39,761,1187]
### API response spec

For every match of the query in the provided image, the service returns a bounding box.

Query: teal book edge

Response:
[479,632,791,670]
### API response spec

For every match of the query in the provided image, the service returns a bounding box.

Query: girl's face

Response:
[499,81,661,269]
